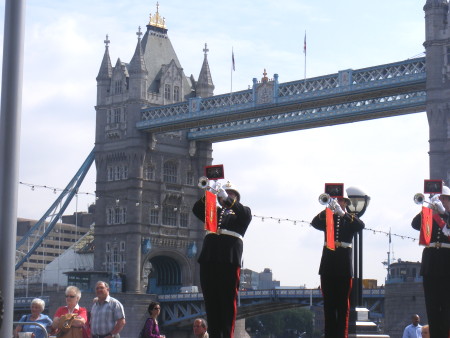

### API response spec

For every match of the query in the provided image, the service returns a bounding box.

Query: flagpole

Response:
[231,47,234,104]
[303,31,307,85]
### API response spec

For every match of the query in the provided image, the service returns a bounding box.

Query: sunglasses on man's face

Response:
[66,295,76,298]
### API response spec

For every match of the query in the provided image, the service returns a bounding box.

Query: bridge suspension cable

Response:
[15,148,95,270]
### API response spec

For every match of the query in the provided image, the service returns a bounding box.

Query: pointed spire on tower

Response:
[129,26,148,74]
[196,43,215,98]
[97,34,112,80]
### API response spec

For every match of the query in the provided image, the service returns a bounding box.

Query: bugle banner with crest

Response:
[325,207,335,250]
[199,164,225,233]
[415,179,444,246]
[205,190,218,232]
[420,206,432,246]
[319,183,345,251]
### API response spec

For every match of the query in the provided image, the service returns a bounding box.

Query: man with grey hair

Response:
[90,281,126,338]
[193,318,209,338]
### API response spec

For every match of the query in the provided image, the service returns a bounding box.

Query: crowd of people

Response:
[13,282,208,338]
[14,281,126,338]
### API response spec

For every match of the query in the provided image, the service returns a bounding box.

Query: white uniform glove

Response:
[431,195,446,214]
[217,187,228,199]
[328,198,338,211]
[442,225,450,236]
[333,203,346,217]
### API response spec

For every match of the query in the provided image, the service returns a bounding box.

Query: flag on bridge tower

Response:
[231,47,236,94]
[303,31,306,54]
[232,48,235,71]
[303,31,307,81]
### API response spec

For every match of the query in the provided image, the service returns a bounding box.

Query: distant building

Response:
[15,210,94,295]
[384,260,425,337]
[241,268,280,290]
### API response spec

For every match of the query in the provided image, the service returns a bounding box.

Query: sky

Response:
[0,0,430,288]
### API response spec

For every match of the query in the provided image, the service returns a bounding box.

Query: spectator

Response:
[402,314,422,338]
[421,325,429,338]
[90,281,126,338]
[14,298,52,338]
[193,318,208,338]
[52,286,88,337]
[140,302,165,338]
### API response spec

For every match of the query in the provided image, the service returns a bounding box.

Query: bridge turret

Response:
[96,35,112,105]
[423,0,450,183]
[128,26,149,101]
[195,43,215,98]
[424,0,449,42]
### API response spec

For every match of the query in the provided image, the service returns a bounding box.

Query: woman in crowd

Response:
[52,285,88,337]
[14,298,52,338]
[141,301,165,338]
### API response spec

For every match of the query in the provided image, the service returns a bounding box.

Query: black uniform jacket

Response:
[193,196,252,267]
[412,211,450,276]
[311,210,365,277]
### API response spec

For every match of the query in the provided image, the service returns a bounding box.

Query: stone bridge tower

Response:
[424,0,450,183]
[93,5,214,293]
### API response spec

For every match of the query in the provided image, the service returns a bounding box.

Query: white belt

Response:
[206,229,243,240]
[428,242,450,249]
[324,241,352,248]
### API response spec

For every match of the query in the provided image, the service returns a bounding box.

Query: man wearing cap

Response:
[192,180,252,338]
[311,191,365,338]
[412,185,450,338]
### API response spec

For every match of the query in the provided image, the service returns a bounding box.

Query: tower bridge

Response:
[9,1,450,337]
[137,57,426,141]
[157,288,385,328]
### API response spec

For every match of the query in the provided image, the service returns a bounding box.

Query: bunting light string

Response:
[19,181,420,242]
[253,214,419,242]
[253,214,311,227]
[365,227,417,242]
[19,181,95,197]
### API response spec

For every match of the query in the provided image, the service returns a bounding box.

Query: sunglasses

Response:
[153,307,161,310]
[65,295,76,298]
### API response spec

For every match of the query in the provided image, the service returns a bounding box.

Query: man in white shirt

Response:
[402,314,422,338]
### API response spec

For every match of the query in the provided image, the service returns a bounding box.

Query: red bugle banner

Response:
[420,206,432,246]
[325,207,335,250]
[205,190,218,233]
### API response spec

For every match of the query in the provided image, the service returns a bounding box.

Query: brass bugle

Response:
[319,193,331,205]
[413,193,425,205]
[414,193,437,210]
[198,176,209,189]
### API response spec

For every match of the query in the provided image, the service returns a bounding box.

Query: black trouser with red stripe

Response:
[320,275,352,338]
[200,262,240,338]
[423,275,450,338]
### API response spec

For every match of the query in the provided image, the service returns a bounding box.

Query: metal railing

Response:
[13,321,49,338]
